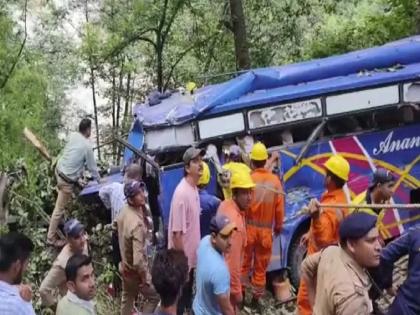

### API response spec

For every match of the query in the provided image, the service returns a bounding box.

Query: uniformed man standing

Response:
[217,169,255,312]
[352,168,396,314]
[241,142,284,305]
[297,155,350,315]
[116,181,159,315]
[40,219,89,307]
[380,226,420,315]
[352,168,396,239]
[300,213,382,315]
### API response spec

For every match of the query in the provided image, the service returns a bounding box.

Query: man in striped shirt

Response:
[0,232,35,315]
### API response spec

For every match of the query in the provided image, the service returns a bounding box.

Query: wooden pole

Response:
[319,203,420,210]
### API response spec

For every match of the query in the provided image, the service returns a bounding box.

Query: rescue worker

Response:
[352,168,396,239]
[198,161,221,238]
[301,212,382,315]
[241,142,284,305]
[99,163,151,269]
[168,147,205,315]
[217,169,255,312]
[297,154,350,315]
[380,225,420,315]
[352,168,396,315]
[47,118,101,247]
[40,219,89,307]
[116,181,159,315]
[221,145,251,200]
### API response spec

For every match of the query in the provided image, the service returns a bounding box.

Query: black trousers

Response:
[177,268,195,315]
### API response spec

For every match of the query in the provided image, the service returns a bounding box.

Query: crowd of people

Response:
[0,118,419,315]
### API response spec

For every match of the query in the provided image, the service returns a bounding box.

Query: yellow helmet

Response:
[230,170,255,189]
[198,162,210,186]
[186,82,197,94]
[324,155,350,181]
[250,142,268,161]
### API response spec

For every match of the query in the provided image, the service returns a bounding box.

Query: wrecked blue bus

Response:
[82,36,420,288]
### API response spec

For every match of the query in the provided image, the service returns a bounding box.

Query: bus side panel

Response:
[352,124,420,233]
[273,123,420,273]
[159,167,184,229]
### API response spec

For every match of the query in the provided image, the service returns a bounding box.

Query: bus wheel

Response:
[287,228,308,289]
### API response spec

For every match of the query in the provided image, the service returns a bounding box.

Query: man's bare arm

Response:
[172,231,184,251]
[216,293,235,315]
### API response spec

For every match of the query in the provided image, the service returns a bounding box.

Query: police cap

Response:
[339,212,377,240]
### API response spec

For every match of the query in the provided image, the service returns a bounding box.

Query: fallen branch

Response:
[23,128,52,161]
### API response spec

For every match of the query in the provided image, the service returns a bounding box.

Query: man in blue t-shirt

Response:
[198,161,221,238]
[193,215,236,315]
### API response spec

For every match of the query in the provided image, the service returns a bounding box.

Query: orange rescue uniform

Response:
[297,188,348,315]
[241,168,284,297]
[217,199,247,307]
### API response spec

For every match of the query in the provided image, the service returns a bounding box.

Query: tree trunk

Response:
[122,71,132,132]
[89,67,101,160]
[85,0,101,160]
[118,71,132,164]
[228,0,251,70]
[416,0,420,34]
[0,173,8,226]
[156,44,164,92]
[115,61,124,163]
[111,68,116,162]
[116,62,124,135]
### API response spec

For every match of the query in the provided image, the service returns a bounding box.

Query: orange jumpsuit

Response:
[217,199,247,308]
[241,168,284,298]
[297,188,348,315]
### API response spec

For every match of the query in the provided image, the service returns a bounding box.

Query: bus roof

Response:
[135,36,420,128]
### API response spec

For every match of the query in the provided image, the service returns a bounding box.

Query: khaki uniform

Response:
[115,204,158,315]
[47,170,74,243]
[301,246,373,315]
[39,243,88,306]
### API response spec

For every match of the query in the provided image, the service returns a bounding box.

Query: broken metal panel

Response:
[144,124,194,151]
[326,85,399,115]
[248,98,322,129]
[198,113,245,139]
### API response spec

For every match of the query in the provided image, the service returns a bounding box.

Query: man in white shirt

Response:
[0,232,36,315]
[47,118,100,247]
[56,254,96,315]
[99,163,142,222]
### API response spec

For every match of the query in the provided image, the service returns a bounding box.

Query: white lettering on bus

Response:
[373,131,420,155]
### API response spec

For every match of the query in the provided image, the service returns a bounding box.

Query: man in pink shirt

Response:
[168,147,205,315]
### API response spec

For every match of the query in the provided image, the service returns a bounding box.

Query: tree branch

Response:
[158,0,170,35]
[0,0,28,90]
[102,28,157,62]
[163,32,220,90]
[161,0,186,46]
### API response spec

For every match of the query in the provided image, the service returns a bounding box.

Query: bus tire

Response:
[287,226,309,289]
